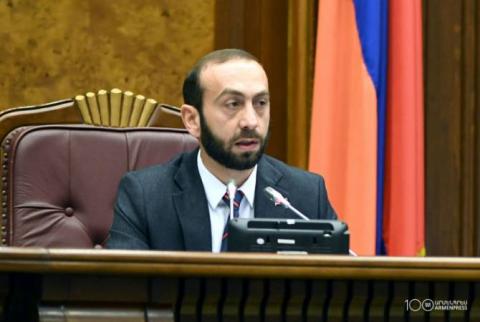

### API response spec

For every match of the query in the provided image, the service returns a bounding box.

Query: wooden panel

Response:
[286,0,317,169]
[0,249,475,322]
[0,0,214,110]
[459,0,478,258]
[476,5,480,258]
[424,0,480,256]
[215,0,289,162]
[0,248,479,280]
[425,0,462,257]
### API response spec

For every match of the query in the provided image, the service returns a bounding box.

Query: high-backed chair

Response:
[0,89,197,248]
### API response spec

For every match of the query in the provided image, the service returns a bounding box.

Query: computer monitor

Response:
[228,218,349,254]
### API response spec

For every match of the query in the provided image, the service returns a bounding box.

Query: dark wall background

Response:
[424,0,480,256]
[215,0,289,162]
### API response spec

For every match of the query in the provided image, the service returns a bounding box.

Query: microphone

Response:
[227,180,237,219]
[263,186,310,221]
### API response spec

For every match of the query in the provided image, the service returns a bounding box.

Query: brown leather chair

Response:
[0,89,197,248]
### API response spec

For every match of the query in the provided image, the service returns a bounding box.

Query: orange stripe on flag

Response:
[309,0,377,255]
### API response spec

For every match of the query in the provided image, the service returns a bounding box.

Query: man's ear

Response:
[181,104,201,139]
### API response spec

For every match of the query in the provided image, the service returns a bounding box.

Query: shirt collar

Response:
[197,150,257,209]
[239,165,256,208]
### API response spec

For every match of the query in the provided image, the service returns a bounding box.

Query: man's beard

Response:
[199,114,269,170]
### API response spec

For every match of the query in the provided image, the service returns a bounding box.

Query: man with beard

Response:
[107,49,337,251]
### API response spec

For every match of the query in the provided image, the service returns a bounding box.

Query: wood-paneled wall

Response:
[0,0,214,110]
[215,0,289,161]
[424,0,480,256]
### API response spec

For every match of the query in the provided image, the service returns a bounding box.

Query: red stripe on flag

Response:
[383,0,425,256]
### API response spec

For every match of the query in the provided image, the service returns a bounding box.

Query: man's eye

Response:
[225,101,240,109]
[255,99,269,108]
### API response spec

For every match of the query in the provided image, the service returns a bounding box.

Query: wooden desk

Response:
[0,248,478,321]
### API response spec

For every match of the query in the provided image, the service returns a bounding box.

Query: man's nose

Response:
[239,103,258,129]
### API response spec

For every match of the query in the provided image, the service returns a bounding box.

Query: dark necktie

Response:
[220,190,244,252]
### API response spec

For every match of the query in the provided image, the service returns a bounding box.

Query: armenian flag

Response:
[309,0,424,256]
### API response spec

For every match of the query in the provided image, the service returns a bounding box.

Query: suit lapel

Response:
[172,149,212,251]
[254,157,291,219]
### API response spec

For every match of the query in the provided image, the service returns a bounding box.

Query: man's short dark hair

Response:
[182,48,260,113]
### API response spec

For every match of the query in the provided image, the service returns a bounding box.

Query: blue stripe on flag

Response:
[352,0,389,254]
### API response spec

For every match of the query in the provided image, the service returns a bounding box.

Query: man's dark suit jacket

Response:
[107,148,337,250]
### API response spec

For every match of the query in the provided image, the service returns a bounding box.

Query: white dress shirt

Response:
[197,150,256,252]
